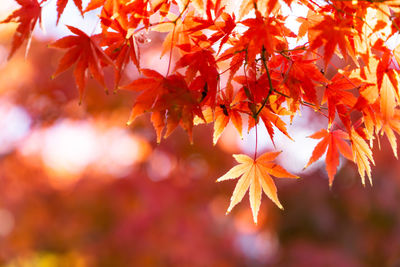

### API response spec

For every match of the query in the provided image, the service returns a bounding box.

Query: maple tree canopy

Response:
[3,0,400,223]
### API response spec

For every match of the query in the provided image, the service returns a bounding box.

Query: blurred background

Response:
[1,1,400,266]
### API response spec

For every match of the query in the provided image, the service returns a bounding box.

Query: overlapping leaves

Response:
[4,0,400,223]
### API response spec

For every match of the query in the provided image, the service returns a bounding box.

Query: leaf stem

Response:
[254,46,273,118]
[272,88,328,110]
[254,124,258,159]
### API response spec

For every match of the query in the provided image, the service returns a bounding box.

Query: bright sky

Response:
[34,0,102,39]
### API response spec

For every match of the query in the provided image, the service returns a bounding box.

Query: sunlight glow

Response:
[147,150,176,182]
[19,119,151,182]
[42,120,99,175]
[0,100,31,155]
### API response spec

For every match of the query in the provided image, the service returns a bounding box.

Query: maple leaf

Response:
[97,8,141,89]
[4,0,400,227]
[209,12,236,54]
[123,69,205,143]
[185,10,235,55]
[322,73,359,128]
[84,0,128,13]
[350,57,380,119]
[86,0,153,30]
[239,11,294,62]
[233,69,270,104]
[194,85,245,145]
[218,10,294,71]
[305,129,353,186]
[217,152,298,223]
[376,57,400,123]
[379,72,399,122]
[238,0,280,20]
[84,0,106,12]
[1,0,42,59]
[212,101,244,145]
[175,48,219,106]
[377,109,400,158]
[56,0,83,24]
[283,53,327,108]
[238,0,255,20]
[50,26,113,102]
[152,11,202,58]
[307,13,357,67]
[100,31,140,90]
[350,128,375,186]
[259,108,293,145]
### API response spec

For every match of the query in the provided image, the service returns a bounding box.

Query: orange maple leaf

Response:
[375,52,400,123]
[379,72,400,123]
[305,129,353,186]
[213,105,243,145]
[193,86,245,145]
[217,152,298,223]
[376,109,400,158]
[152,11,198,58]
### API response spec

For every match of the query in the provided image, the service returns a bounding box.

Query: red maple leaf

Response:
[175,48,219,106]
[56,0,83,24]
[100,31,140,90]
[281,51,327,107]
[307,13,357,67]
[1,0,42,59]
[239,11,294,62]
[98,8,142,89]
[322,73,359,128]
[50,26,114,102]
[123,69,205,143]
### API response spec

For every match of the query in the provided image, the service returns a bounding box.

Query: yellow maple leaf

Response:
[217,152,299,223]
[350,128,375,186]
[379,109,400,158]
[380,73,399,123]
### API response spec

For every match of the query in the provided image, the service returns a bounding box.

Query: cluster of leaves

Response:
[3,0,400,223]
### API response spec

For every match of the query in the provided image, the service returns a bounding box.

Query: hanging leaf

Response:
[305,129,353,186]
[217,152,298,223]
[50,26,114,102]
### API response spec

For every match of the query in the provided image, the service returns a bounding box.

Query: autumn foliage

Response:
[3,0,400,224]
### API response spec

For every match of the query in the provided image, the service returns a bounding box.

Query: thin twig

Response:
[254,46,274,118]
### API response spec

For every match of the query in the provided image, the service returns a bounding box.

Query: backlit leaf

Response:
[217,152,298,223]
[350,128,375,186]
